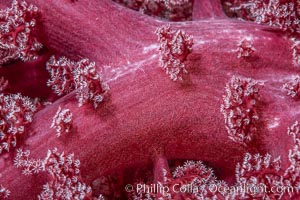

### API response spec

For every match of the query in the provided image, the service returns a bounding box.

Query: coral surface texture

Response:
[1,0,300,199]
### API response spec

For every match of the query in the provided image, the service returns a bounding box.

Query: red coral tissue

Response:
[1,0,300,199]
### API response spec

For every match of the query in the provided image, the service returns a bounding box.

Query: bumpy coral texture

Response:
[1,0,300,199]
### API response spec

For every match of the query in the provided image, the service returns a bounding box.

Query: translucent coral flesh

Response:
[0,0,300,199]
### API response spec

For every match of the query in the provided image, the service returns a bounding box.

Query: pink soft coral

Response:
[0,0,300,199]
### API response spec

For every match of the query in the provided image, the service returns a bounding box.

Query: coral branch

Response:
[1,0,300,199]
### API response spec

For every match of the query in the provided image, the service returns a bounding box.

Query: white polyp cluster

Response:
[50,106,73,137]
[14,148,95,200]
[240,0,300,33]
[46,56,75,96]
[14,148,45,175]
[46,56,109,109]
[287,121,300,142]
[73,59,110,108]
[284,121,300,191]
[172,160,215,181]
[0,93,39,154]
[233,121,300,199]
[236,38,255,58]
[39,148,92,200]
[155,24,193,81]
[0,0,42,65]
[235,153,283,199]
[220,75,263,145]
[282,76,300,97]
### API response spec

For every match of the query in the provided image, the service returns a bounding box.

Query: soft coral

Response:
[0,0,300,199]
